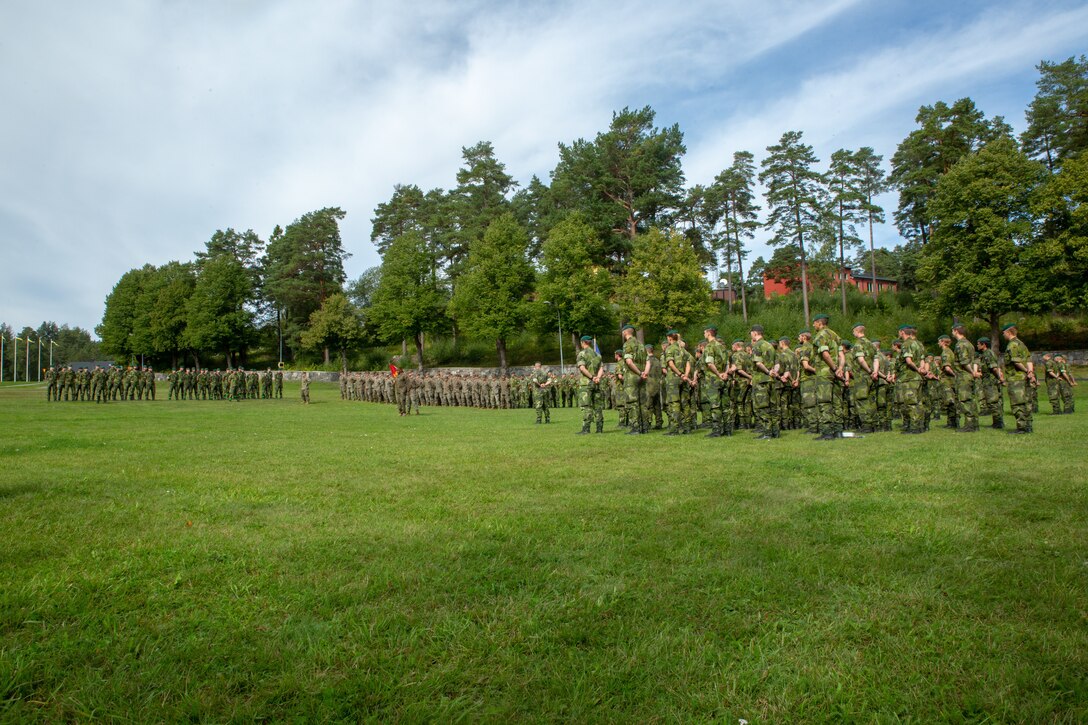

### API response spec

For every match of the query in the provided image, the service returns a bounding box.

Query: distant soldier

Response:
[810,314,844,440]
[1057,355,1076,413]
[950,323,979,431]
[1002,324,1035,434]
[776,337,799,431]
[529,362,552,424]
[936,336,958,427]
[1043,353,1063,414]
[45,366,57,401]
[850,324,878,434]
[575,336,604,434]
[749,324,780,439]
[274,369,284,398]
[300,371,310,404]
[897,325,927,434]
[976,337,1005,429]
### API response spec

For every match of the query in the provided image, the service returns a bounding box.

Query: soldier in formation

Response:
[45,365,155,403]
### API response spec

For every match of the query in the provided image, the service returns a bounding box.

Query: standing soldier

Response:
[300,371,310,404]
[663,332,686,435]
[872,340,893,432]
[810,314,844,440]
[897,325,927,434]
[1057,355,1076,413]
[702,326,728,438]
[951,323,979,431]
[776,337,799,431]
[275,368,284,398]
[1001,323,1036,434]
[976,337,1005,428]
[936,336,958,427]
[850,324,879,434]
[529,362,552,424]
[728,340,751,432]
[45,367,57,401]
[797,331,818,433]
[749,324,780,439]
[1043,353,1064,414]
[645,344,664,430]
[575,336,604,434]
[621,325,649,434]
[612,350,627,428]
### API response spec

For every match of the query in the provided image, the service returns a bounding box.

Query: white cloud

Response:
[1,0,1084,332]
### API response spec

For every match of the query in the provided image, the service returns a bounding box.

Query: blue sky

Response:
[1,0,1086,335]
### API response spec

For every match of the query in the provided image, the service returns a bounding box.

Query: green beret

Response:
[977,337,990,344]
[579,335,593,342]
[798,329,810,336]
[732,339,743,345]
[704,325,717,333]
[614,349,623,355]
[898,324,914,331]
[644,344,654,351]
[938,335,950,341]
[951,322,966,331]
[750,324,764,333]
[666,329,679,336]
[852,322,865,330]
[813,313,830,322]
[778,337,790,343]
[621,324,635,332]
[1001,323,1017,332]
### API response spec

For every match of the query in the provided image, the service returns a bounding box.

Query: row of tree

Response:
[96,55,1087,369]
[0,323,100,380]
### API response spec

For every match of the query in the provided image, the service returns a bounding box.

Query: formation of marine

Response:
[570,317,1076,438]
[164,368,284,401]
[337,369,586,414]
[45,365,156,402]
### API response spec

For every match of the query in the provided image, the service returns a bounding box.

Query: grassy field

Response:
[1,381,1086,722]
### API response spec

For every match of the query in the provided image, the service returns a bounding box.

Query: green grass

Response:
[1,382,1086,722]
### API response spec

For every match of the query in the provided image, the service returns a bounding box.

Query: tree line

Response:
[95,55,1088,370]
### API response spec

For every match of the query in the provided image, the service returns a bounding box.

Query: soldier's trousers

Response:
[956,374,978,427]
[624,379,647,431]
[752,381,778,435]
[980,380,1003,425]
[646,386,663,428]
[815,377,840,435]
[800,379,817,431]
[1007,379,1033,431]
[703,378,724,433]
[665,377,682,431]
[851,379,874,430]
[1046,380,1063,412]
[534,390,549,422]
[899,380,924,431]
[579,386,604,432]
[940,379,957,422]
[1059,380,1074,412]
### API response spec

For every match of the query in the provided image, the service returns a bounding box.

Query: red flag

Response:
[389,363,399,378]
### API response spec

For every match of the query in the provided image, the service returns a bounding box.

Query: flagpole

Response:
[13,336,19,383]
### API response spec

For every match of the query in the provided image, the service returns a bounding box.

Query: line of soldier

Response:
[337,369,587,414]
[165,368,284,401]
[571,317,1070,438]
[44,365,156,402]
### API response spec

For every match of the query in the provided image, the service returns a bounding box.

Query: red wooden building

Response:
[763,267,897,299]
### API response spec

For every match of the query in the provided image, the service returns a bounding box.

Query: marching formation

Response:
[45,365,156,402]
[570,317,1076,438]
